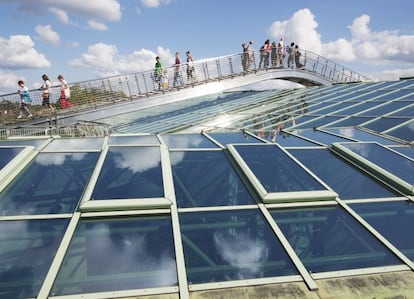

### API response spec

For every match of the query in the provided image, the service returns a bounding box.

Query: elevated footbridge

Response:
[0,49,370,134]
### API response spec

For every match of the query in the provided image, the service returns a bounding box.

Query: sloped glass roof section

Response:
[161,134,218,148]
[332,142,414,195]
[0,219,69,298]
[43,137,104,151]
[287,148,400,200]
[51,215,177,295]
[0,147,24,169]
[88,146,167,210]
[179,209,300,285]
[350,201,414,261]
[270,205,403,273]
[228,144,337,202]
[0,152,99,215]
[170,150,255,208]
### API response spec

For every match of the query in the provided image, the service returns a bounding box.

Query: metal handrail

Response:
[0,49,369,127]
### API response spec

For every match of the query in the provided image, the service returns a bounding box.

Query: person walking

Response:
[173,52,184,87]
[17,80,33,119]
[287,42,295,68]
[277,38,285,67]
[246,40,254,70]
[57,74,73,109]
[154,56,163,89]
[40,74,54,114]
[186,51,196,83]
[294,45,303,69]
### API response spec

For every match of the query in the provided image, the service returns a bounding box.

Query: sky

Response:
[0,0,414,94]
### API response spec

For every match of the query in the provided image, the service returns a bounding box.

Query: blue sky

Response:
[0,0,413,93]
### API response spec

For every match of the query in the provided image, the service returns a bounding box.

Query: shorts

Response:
[42,94,50,107]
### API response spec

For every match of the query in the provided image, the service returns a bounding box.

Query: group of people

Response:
[153,50,196,90]
[17,74,73,119]
[243,38,304,70]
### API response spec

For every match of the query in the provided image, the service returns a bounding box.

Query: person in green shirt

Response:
[154,56,163,90]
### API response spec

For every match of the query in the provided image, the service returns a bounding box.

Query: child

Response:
[161,69,169,90]
[17,80,33,119]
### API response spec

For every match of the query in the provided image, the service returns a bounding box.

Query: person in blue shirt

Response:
[17,80,33,119]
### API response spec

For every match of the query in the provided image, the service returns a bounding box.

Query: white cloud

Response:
[49,7,70,24]
[0,35,51,69]
[87,20,108,31]
[0,71,22,94]
[70,42,174,77]
[35,24,60,46]
[7,0,122,22]
[267,9,414,81]
[141,0,171,8]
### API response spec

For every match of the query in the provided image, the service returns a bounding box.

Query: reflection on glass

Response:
[0,139,47,149]
[271,205,402,273]
[161,134,217,148]
[109,135,160,145]
[0,219,69,298]
[288,148,399,200]
[0,152,99,215]
[351,201,414,261]
[341,143,414,184]
[233,144,326,193]
[92,146,164,199]
[179,210,298,284]
[386,120,414,143]
[43,137,104,151]
[296,129,352,145]
[207,132,262,145]
[324,128,399,145]
[170,151,254,207]
[51,216,176,295]
[0,147,24,169]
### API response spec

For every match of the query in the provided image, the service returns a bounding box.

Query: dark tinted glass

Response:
[52,216,176,295]
[271,205,402,273]
[0,147,24,169]
[0,153,99,215]
[0,219,69,298]
[92,146,164,199]
[233,144,326,193]
[162,134,218,148]
[288,148,399,199]
[170,151,254,207]
[179,209,299,284]
[351,201,414,260]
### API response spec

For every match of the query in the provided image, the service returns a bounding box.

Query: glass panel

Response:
[179,209,299,284]
[391,146,414,159]
[43,137,104,151]
[386,120,414,143]
[350,201,414,261]
[324,128,400,145]
[275,132,320,147]
[109,135,160,145]
[327,116,373,127]
[388,105,414,117]
[232,144,327,193]
[333,102,378,115]
[293,116,342,129]
[92,146,164,200]
[271,205,402,273]
[341,143,414,184]
[0,147,24,169]
[51,216,176,295]
[363,117,411,132]
[0,219,69,298]
[207,132,263,145]
[0,139,48,149]
[0,153,99,215]
[161,134,218,148]
[296,130,352,145]
[357,101,409,116]
[170,151,254,208]
[288,149,399,200]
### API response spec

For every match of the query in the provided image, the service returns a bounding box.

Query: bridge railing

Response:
[0,49,369,126]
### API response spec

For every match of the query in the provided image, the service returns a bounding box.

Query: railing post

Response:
[203,62,210,81]
[216,59,222,80]
[142,73,149,95]
[134,74,141,96]
[228,57,234,75]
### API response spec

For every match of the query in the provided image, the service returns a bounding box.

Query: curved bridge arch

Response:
[0,49,369,126]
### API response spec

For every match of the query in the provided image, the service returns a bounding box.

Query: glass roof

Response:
[1,78,414,298]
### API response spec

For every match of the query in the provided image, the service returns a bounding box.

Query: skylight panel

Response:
[332,142,414,195]
[228,144,337,202]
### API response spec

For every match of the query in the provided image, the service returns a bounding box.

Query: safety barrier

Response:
[0,49,369,128]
